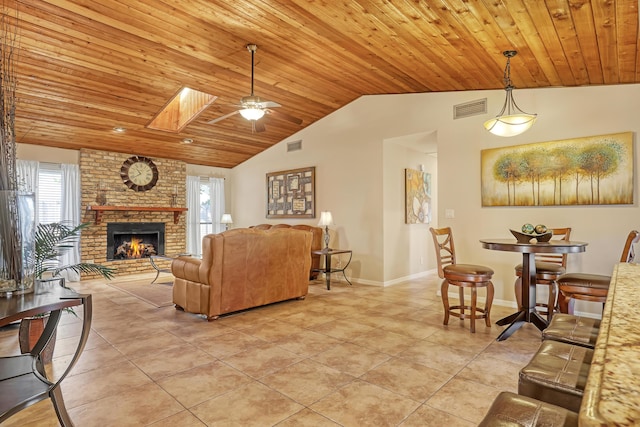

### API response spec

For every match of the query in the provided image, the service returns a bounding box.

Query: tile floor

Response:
[0,272,546,426]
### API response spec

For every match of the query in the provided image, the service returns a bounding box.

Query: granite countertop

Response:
[580,262,640,426]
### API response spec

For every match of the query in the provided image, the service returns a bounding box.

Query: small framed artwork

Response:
[288,175,300,191]
[405,168,432,224]
[271,181,280,199]
[292,198,306,212]
[266,166,315,218]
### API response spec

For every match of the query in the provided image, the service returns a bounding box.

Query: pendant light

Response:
[484,50,537,137]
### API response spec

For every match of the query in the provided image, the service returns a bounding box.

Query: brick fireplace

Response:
[79,149,187,278]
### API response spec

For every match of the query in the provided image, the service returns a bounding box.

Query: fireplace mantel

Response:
[87,205,188,224]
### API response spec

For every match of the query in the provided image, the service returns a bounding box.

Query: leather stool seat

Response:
[558,273,610,291]
[519,340,593,413]
[515,262,565,278]
[443,264,493,281]
[542,313,600,349]
[479,391,578,427]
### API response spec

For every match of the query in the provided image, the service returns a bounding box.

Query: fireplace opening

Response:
[107,222,165,261]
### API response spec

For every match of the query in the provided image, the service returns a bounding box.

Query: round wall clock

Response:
[120,155,159,191]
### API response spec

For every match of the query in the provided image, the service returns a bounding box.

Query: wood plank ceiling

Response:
[6,0,640,168]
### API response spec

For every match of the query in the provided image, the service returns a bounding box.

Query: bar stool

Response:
[479,391,578,427]
[557,230,639,314]
[429,227,494,333]
[518,340,592,413]
[514,227,571,322]
[542,313,600,349]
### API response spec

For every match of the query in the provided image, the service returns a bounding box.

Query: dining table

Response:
[480,238,587,341]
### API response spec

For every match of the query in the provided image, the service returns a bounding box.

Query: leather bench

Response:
[479,391,578,426]
[518,340,593,413]
[542,313,600,349]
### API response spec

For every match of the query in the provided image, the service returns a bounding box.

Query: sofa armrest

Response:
[171,256,205,284]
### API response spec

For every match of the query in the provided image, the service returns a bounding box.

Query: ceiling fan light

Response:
[239,107,265,121]
[484,113,537,137]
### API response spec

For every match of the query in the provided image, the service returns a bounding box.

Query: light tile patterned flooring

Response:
[0,272,545,426]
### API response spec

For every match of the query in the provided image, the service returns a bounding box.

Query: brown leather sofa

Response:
[171,228,312,320]
[251,224,323,279]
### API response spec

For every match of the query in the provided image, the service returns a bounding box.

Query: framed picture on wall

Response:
[405,168,432,224]
[480,131,633,206]
[266,166,315,218]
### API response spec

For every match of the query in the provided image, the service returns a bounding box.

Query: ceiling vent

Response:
[453,98,487,119]
[287,140,302,152]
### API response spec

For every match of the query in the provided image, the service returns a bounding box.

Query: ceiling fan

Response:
[207,44,302,132]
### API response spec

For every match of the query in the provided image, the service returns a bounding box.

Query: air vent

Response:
[287,140,302,152]
[453,98,487,119]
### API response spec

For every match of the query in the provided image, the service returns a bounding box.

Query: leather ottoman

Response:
[479,391,578,426]
[518,340,593,413]
[542,313,600,349]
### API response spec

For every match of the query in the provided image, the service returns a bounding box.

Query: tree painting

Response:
[481,132,633,206]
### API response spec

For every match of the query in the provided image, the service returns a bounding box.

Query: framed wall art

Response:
[481,131,633,207]
[266,166,315,218]
[405,168,432,224]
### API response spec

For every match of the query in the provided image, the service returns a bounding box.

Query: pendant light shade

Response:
[484,50,537,137]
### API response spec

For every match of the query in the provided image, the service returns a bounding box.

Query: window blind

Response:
[38,163,62,224]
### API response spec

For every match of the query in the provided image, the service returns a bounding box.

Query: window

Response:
[199,179,213,236]
[37,163,62,224]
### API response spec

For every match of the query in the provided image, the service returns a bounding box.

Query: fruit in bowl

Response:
[521,223,535,234]
[535,224,547,234]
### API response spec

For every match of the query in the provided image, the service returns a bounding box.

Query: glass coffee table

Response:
[312,248,353,290]
[149,253,191,284]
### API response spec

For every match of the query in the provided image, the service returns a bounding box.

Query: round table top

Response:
[480,238,588,254]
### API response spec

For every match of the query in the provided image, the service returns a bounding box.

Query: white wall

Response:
[17,144,79,164]
[382,135,438,283]
[232,83,640,316]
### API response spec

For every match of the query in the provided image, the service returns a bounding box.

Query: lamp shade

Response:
[239,107,265,121]
[318,211,334,227]
[483,113,537,137]
[220,214,233,224]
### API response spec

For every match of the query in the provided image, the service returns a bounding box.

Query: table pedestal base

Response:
[496,309,548,341]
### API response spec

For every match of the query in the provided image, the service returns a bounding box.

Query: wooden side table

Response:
[312,248,353,290]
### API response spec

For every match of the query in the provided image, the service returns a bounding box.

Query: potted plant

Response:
[19,222,115,362]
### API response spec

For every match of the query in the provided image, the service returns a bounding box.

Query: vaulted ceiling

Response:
[7,0,640,168]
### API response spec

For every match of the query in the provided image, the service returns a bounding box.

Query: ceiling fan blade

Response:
[254,120,266,132]
[260,101,281,108]
[267,108,303,125]
[207,110,239,124]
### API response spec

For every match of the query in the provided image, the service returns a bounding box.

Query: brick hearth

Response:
[79,149,187,278]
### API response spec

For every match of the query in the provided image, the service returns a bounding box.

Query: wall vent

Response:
[453,98,487,119]
[287,140,302,152]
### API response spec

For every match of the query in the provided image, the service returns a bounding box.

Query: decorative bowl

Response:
[510,229,553,243]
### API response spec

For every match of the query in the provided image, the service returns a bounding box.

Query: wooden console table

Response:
[86,205,187,224]
[0,286,92,426]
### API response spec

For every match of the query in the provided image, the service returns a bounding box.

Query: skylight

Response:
[147,87,217,132]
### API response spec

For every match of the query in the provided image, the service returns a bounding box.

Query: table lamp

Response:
[220,214,233,231]
[318,211,333,250]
